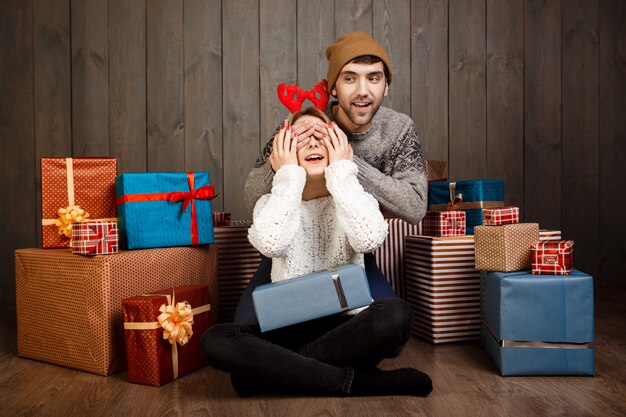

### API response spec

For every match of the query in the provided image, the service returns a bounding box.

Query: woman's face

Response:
[295,115,328,177]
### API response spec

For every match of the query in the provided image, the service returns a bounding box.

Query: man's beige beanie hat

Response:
[325,31,393,92]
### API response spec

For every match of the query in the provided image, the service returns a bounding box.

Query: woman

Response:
[201,107,432,397]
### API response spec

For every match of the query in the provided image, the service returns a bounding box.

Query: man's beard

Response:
[337,95,384,131]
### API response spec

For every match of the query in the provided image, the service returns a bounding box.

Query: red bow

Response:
[277,80,329,113]
[168,173,217,245]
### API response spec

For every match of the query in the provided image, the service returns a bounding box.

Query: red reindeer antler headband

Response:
[277,80,330,113]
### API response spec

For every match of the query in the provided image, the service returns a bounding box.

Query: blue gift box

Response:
[428,180,504,234]
[481,269,594,376]
[116,172,216,249]
[252,264,373,332]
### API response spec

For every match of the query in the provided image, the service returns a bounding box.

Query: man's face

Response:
[331,61,388,134]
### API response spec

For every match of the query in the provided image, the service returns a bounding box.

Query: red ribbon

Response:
[116,172,217,245]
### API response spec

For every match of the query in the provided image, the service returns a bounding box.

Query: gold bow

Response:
[54,205,90,237]
[157,296,194,346]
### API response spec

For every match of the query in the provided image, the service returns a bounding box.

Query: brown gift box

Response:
[425,160,448,182]
[15,245,218,376]
[123,285,211,386]
[474,223,540,272]
[41,157,117,248]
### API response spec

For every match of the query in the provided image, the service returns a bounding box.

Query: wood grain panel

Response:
[562,0,599,279]
[297,0,334,89]
[599,0,626,285]
[259,0,296,154]
[71,0,109,156]
[109,0,146,173]
[34,0,72,248]
[184,0,223,209]
[524,0,561,227]
[373,0,411,115]
[410,0,448,162]
[223,0,259,220]
[0,0,35,306]
[486,0,523,209]
[146,0,184,171]
[335,0,373,36]
[448,0,486,181]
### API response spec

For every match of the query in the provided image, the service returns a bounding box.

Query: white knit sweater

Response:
[248,160,389,283]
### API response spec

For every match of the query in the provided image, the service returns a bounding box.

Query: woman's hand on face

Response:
[322,121,353,165]
[293,120,327,152]
[269,119,298,172]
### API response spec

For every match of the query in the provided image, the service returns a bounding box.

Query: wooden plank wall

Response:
[1,0,625,308]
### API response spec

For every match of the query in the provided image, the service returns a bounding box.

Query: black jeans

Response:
[201,297,413,395]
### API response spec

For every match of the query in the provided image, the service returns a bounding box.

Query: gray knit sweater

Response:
[244,103,428,225]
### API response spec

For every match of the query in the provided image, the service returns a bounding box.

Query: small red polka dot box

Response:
[71,221,119,255]
[531,240,575,275]
[482,206,520,226]
[122,285,212,386]
[41,157,117,249]
[421,210,466,237]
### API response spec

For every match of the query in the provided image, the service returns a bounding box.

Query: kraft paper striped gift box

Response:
[213,220,261,323]
[404,229,561,344]
[374,218,421,299]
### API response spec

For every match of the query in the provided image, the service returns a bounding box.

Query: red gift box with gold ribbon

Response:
[122,285,212,386]
[41,157,117,248]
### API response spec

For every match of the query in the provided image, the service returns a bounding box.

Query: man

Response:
[245,31,427,225]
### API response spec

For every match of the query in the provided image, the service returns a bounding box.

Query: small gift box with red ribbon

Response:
[116,172,217,249]
[122,285,212,386]
[41,157,117,248]
[421,210,466,237]
[71,221,119,255]
[531,240,574,275]
[482,206,520,226]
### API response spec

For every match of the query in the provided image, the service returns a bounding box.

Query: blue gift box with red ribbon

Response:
[116,172,217,249]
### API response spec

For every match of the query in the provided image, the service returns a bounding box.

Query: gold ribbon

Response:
[41,158,116,238]
[124,294,210,380]
[430,181,504,211]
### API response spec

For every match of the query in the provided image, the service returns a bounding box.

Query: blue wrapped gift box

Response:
[429,180,504,234]
[252,264,373,332]
[481,269,594,376]
[116,172,216,249]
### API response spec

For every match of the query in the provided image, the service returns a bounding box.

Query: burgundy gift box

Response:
[421,210,466,237]
[71,221,119,255]
[482,206,520,226]
[531,240,574,275]
[122,285,212,386]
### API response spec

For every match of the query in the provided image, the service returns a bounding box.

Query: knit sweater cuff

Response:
[325,160,359,190]
[272,164,306,199]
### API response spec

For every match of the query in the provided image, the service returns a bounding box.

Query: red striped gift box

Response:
[539,229,562,241]
[531,240,574,275]
[71,221,119,255]
[213,221,261,322]
[212,212,231,227]
[482,206,519,226]
[374,218,421,298]
[421,211,465,237]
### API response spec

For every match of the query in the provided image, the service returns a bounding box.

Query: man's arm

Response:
[353,123,428,225]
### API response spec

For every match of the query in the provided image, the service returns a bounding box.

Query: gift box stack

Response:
[404,176,566,345]
[474,206,594,376]
[16,157,222,385]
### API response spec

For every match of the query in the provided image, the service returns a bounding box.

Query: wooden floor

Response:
[2,286,626,417]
